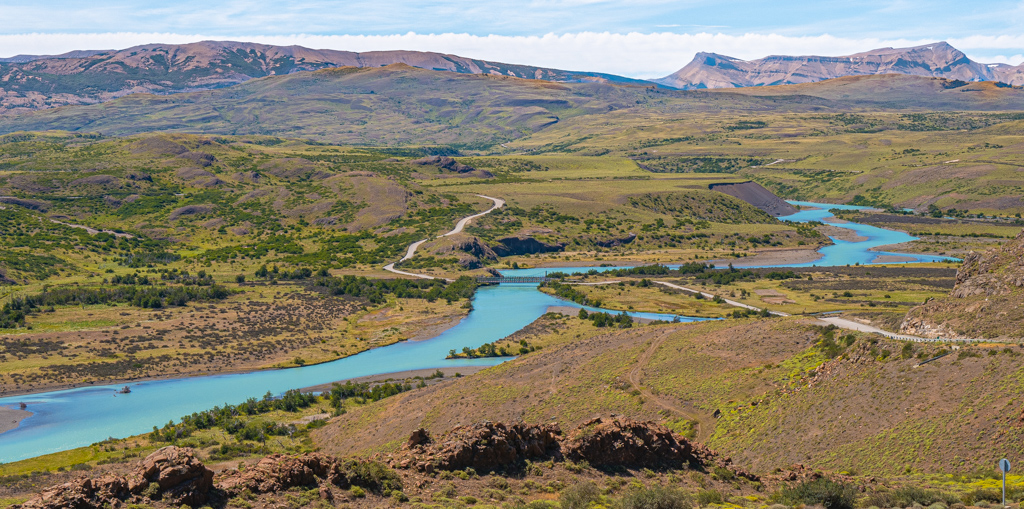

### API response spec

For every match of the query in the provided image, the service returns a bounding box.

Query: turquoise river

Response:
[0,202,954,462]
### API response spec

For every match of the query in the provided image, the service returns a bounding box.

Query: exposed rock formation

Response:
[951,233,1024,297]
[395,417,756,480]
[564,417,710,468]
[900,229,1024,339]
[656,42,1020,90]
[15,446,213,509]
[492,236,566,256]
[410,156,493,178]
[218,453,339,495]
[404,422,563,471]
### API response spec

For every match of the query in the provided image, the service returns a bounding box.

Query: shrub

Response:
[961,489,1004,506]
[696,489,724,506]
[621,485,694,509]
[436,482,458,499]
[865,487,959,508]
[779,478,857,509]
[349,486,366,498]
[560,481,601,509]
[341,459,403,494]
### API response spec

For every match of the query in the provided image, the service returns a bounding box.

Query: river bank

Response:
[299,366,489,394]
[717,248,824,268]
[0,406,31,434]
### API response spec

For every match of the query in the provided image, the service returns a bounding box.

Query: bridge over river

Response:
[476,276,552,284]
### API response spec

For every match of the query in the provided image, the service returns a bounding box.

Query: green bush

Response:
[696,489,724,506]
[779,478,857,509]
[560,481,601,509]
[865,487,959,508]
[621,485,693,509]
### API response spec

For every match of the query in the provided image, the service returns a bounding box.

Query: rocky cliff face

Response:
[900,229,1024,339]
[656,42,1023,90]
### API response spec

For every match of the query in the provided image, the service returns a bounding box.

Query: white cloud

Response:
[1,31,1021,78]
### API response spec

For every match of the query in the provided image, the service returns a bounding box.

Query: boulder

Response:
[218,453,336,495]
[133,446,214,505]
[563,417,709,468]
[413,422,562,471]
[14,446,212,509]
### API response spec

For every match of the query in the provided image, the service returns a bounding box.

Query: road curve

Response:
[653,280,975,342]
[654,281,789,316]
[383,195,505,280]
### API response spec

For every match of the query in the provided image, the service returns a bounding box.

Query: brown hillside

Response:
[312,315,1024,476]
[902,229,1024,339]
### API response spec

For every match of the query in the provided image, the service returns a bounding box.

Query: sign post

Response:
[998,459,1011,507]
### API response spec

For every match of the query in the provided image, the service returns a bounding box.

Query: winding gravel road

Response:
[383,195,504,280]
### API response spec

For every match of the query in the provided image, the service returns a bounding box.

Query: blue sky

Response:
[2,0,1023,77]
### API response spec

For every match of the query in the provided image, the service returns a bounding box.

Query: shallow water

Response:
[0,201,948,461]
[782,201,954,266]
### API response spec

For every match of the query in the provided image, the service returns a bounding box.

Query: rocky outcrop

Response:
[900,229,1024,339]
[15,446,213,509]
[492,236,566,256]
[411,155,474,173]
[898,315,969,340]
[951,231,1024,297]
[563,417,712,468]
[219,453,337,495]
[395,417,756,479]
[410,156,494,178]
[405,422,563,472]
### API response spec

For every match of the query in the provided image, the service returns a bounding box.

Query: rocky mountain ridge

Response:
[656,42,1024,89]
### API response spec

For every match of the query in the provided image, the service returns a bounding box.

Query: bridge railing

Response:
[476,276,551,284]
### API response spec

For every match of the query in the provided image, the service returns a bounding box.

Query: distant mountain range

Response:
[0,40,656,112]
[654,42,1024,89]
[2,40,1023,116]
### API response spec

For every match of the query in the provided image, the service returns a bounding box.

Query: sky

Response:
[2,0,1024,78]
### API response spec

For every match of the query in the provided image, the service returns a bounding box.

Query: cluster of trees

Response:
[151,389,318,443]
[108,272,152,285]
[578,308,634,328]
[543,281,602,307]
[315,275,477,304]
[327,381,412,409]
[447,339,534,358]
[254,264,322,280]
[696,266,799,286]
[1,284,232,326]
[158,269,215,285]
[602,264,672,277]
